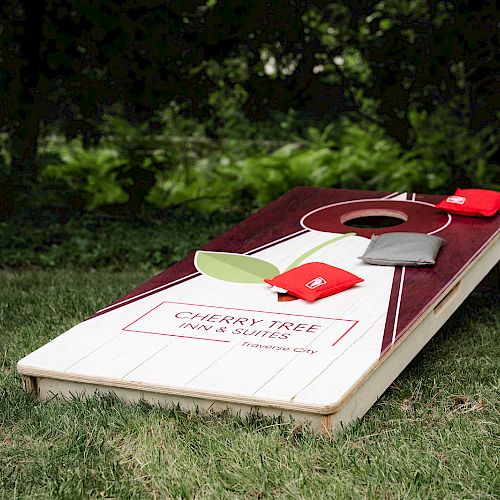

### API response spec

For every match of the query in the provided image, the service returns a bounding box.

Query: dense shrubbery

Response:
[228,108,500,207]
[36,105,499,213]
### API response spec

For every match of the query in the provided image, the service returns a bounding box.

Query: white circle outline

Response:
[299,198,452,235]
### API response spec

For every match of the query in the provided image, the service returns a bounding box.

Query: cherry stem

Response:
[283,232,356,272]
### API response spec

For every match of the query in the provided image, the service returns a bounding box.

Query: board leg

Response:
[21,375,39,397]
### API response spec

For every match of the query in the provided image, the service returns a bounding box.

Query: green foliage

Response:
[221,121,425,207]
[39,105,290,213]
[410,106,500,191]
[41,107,212,212]
[2,1,498,219]
[42,137,126,210]
[201,56,251,135]
[3,1,497,217]
[38,105,499,215]
[217,108,499,210]
[0,133,10,182]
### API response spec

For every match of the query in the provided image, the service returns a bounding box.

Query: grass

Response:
[0,268,498,499]
[0,208,246,271]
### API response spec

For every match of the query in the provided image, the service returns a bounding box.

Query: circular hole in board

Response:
[340,209,408,228]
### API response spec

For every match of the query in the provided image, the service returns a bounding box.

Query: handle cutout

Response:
[433,281,461,316]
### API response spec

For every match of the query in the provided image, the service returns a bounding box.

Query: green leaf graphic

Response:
[195,251,280,283]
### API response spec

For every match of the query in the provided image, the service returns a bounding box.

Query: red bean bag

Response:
[264,262,363,302]
[435,188,500,217]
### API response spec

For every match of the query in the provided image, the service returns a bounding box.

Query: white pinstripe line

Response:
[382,191,401,199]
[428,213,452,235]
[391,266,406,345]
[246,228,307,253]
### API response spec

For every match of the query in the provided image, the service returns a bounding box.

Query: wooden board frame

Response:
[18,188,500,434]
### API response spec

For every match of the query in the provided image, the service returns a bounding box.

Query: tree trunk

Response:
[0,1,45,219]
[1,107,41,218]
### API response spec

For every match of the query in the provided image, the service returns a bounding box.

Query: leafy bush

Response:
[41,109,203,213]
[410,107,499,192]
[41,136,127,210]
[0,132,10,179]
[218,121,423,207]
[39,106,287,213]
[38,105,499,214]
[211,111,499,209]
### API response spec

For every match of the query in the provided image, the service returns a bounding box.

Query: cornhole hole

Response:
[17,188,500,433]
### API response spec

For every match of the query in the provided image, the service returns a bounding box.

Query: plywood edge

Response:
[34,377,329,433]
[21,374,39,396]
[16,362,335,415]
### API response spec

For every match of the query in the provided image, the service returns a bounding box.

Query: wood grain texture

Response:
[92,187,498,360]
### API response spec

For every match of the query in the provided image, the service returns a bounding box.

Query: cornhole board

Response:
[18,188,500,434]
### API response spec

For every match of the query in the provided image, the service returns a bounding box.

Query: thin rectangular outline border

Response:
[123,301,359,346]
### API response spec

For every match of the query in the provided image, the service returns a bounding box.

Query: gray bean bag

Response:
[358,232,444,266]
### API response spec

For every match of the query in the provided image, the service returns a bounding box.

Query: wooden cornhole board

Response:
[18,188,499,433]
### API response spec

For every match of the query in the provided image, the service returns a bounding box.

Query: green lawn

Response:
[1,269,498,499]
